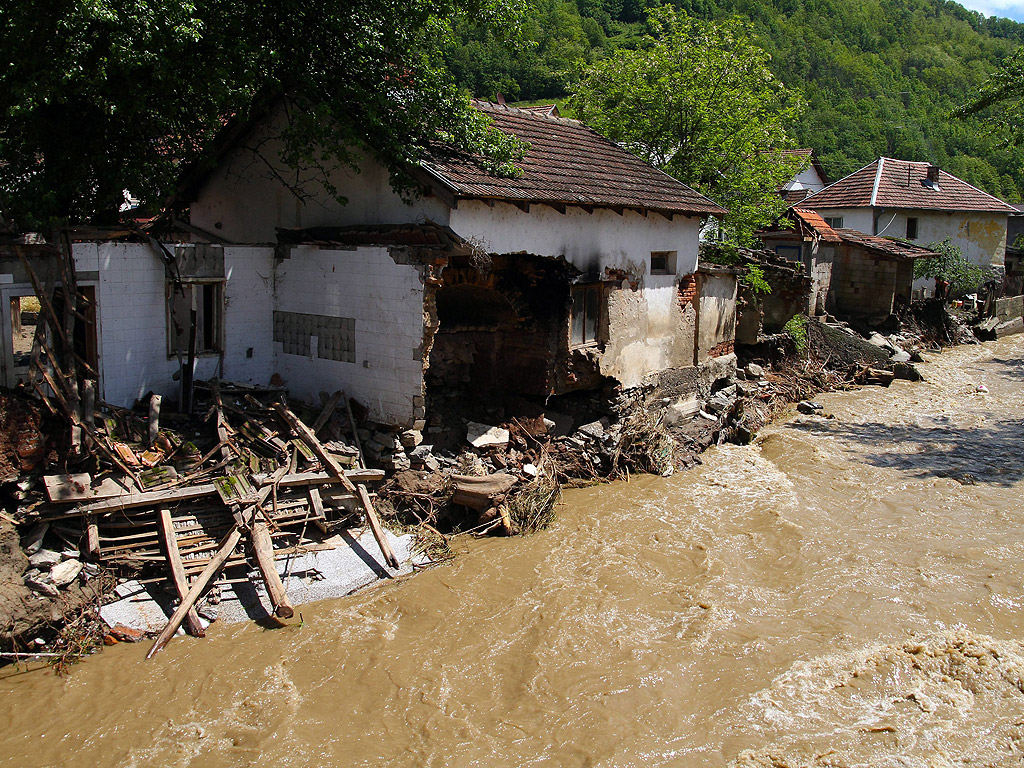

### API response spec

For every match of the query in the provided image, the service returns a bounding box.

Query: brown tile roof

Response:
[421,101,727,217]
[833,228,938,260]
[792,208,841,243]
[802,158,1016,213]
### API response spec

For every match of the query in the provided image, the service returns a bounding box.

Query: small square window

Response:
[824,216,844,229]
[570,284,602,347]
[906,217,918,240]
[650,250,677,275]
[167,281,224,356]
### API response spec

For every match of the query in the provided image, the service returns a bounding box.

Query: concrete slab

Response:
[99,528,418,632]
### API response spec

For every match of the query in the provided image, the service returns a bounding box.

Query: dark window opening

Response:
[570,284,602,347]
[650,250,677,275]
[906,217,918,240]
[824,216,844,229]
[168,281,224,356]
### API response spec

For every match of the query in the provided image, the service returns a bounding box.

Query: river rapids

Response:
[2,336,1024,767]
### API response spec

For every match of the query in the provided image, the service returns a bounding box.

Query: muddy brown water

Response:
[4,337,1024,767]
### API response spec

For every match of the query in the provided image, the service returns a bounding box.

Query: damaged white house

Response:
[1,102,738,432]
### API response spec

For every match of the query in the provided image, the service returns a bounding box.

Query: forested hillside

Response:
[445,0,1024,201]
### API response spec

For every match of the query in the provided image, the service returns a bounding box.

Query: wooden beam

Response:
[275,403,397,569]
[307,487,329,534]
[310,391,342,435]
[545,202,566,215]
[249,519,294,618]
[343,392,367,470]
[78,483,218,514]
[357,483,399,569]
[157,508,206,637]
[147,524,242,657]
[511,201,531,213]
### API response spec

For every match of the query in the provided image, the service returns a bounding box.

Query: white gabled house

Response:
[2,102,738,430]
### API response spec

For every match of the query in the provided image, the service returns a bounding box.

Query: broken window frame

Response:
[570,283,603,348]
[650,250,678,276]
[166,279,225,358]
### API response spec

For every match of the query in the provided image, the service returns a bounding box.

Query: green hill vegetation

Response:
[444,0,1024,202]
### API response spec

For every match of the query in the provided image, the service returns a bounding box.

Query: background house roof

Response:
[833,227,939,259]
[801,158,1016,213]
[792,207,841,242]
[421,101,727,217]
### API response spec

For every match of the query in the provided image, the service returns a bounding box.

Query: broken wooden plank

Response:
[307,487,329,534]
[77,483,218,515]
[157,508,206,638]
[343,392,367,469]
[85,515,100,560]
[310,391,343,435]
[44,473,126,503]
[249,520,294,619]
[268,469,385,488]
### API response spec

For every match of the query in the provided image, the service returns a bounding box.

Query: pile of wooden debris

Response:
[14,379,397,658]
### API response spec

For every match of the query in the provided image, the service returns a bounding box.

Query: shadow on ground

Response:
[785,416,1024,487]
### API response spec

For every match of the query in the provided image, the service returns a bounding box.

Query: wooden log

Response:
[157,508,206,638]
[148,394,162,449]
[249,519,294,619]
[356,483,399,569]
[451,473,517,511]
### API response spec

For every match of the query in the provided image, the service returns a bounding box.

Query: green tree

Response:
[915,238,988,296]
[0,0,527,229]
[958,46,1024,147]
[568,6,805,244]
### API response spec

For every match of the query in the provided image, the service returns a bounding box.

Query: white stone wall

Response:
[189,108,450,243]
[450,200,702,277]
[72,243,275,406]
[274,246,426,425]
[873,209,1007,269]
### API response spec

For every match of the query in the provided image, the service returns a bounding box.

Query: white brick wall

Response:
[76,243,275,407]
[274,246,426,425]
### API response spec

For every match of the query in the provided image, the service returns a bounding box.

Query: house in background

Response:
[759,207,938,324]
[0,102,737,431]
[800,158,1014,295]
[778,149,830,205]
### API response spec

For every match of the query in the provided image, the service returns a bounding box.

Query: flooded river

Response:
[3,337,1024,767]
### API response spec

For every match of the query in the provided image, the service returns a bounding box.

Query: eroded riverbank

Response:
[1,336,1023,767]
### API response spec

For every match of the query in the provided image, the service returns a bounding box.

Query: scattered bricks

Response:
[103,635,118,646]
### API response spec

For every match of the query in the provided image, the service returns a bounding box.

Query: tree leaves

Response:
[569,6,805,244]
[0,0,527,227]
